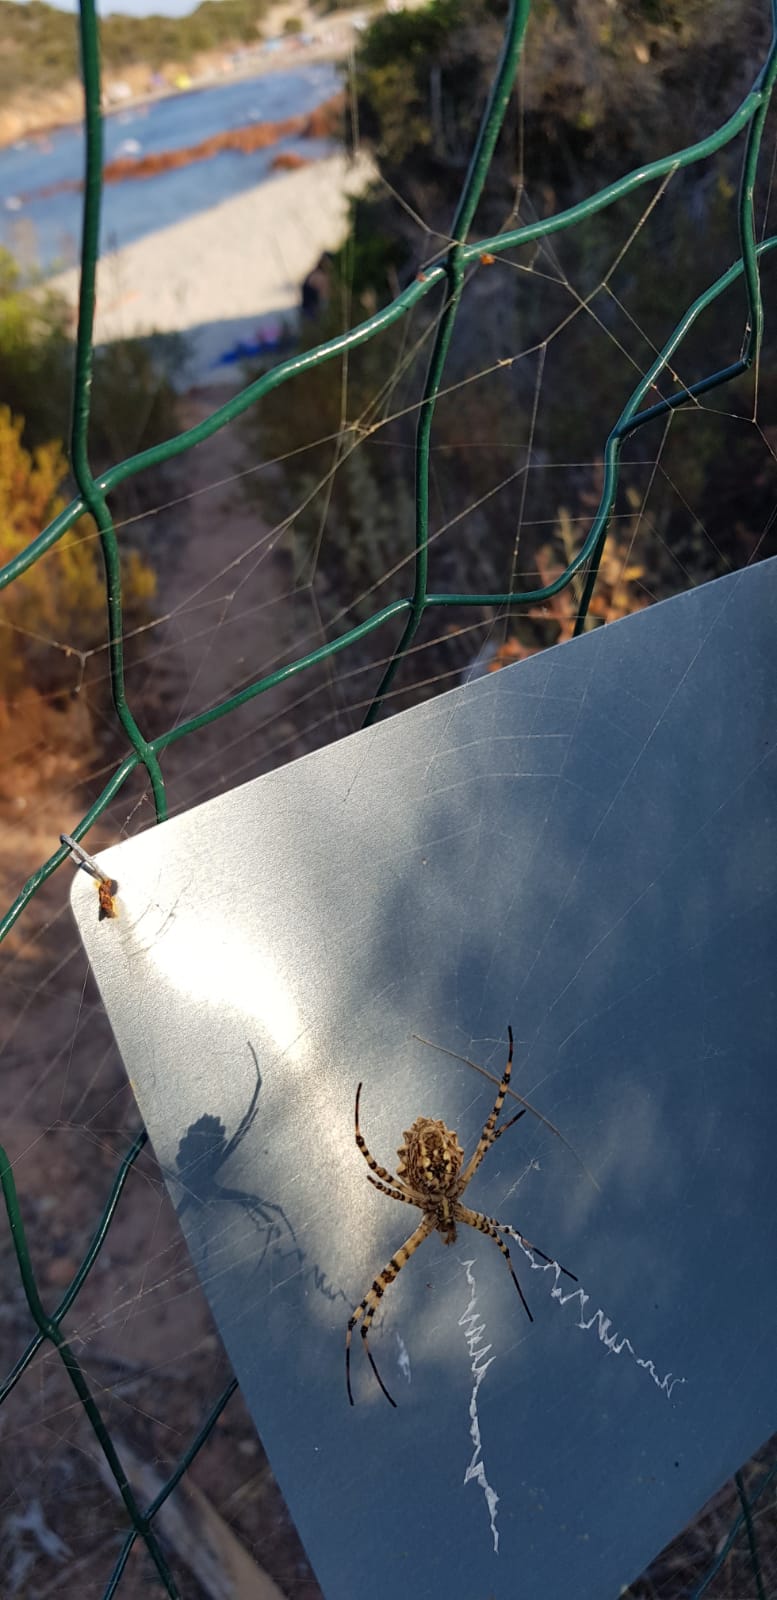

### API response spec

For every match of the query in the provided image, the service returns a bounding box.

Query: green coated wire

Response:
[690,1458,777,1598]
[734,1470,768,1600]
[70,0,168,821]
[0,1127,148,1405]
[102,1378,238,1598]
[2,213,775,957]
[2,227,776,951]
[3,3,775,592]
[0,1145,180,1595]
[365,0,533,722]
[2,1,777,1594]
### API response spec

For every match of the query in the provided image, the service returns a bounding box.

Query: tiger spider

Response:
[346,1024,577,1407]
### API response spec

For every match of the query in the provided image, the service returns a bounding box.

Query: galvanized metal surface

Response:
[72,557,777,1599]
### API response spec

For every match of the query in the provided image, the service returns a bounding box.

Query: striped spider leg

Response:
[346,1025,578,1407]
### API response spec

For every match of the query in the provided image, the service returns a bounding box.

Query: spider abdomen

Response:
[396,1116,464,1194]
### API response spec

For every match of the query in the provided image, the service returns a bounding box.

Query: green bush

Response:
[0,402,158,797]
[0,403,155,699]
[0,248,185,517]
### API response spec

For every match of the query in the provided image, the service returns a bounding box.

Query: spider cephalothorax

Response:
[397,1116,464,1194]
[346,1025,577,1407]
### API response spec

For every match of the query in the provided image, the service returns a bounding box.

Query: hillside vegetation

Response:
[0,0,272,94]
[250,0,777,699]
[0,245,181,793]
[0,0,281,143]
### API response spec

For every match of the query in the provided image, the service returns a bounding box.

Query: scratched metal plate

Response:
[71,556,777,1599]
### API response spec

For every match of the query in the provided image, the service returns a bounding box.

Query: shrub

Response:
[0,248,185,518]
[0,405,155,793]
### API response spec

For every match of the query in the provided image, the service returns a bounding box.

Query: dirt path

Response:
[0,386,326,1598]
[141,385,324,818]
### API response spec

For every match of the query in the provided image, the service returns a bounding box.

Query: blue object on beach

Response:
[214,321,293,366]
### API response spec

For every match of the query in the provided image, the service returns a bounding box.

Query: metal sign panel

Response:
[70,556,777,1598]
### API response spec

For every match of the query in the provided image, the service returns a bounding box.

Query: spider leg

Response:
[346,1215,434,1408]
[460,1024,522,1186]
[491,1107,527,1142]
[455,1203,533,1322]
[503,1225,577,1283]
[354,1082,402,1188]
[365,1174,417,1204]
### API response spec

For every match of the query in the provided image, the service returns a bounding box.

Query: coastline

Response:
[0,17,356,150]
[16,95,344,204]
[45,150,375,386]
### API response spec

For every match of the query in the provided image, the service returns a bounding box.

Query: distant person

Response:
[301,252,333,318]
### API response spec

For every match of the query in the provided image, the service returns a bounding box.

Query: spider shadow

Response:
[172,1042,347,1306]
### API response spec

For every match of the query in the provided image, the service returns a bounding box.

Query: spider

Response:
[346,1024,577,1407]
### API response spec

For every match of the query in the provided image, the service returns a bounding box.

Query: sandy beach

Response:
[46,150,375,385]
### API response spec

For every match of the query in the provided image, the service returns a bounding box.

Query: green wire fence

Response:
[1,0,776,1593]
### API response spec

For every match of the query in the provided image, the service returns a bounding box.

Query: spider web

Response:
[2,6,777,1596]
